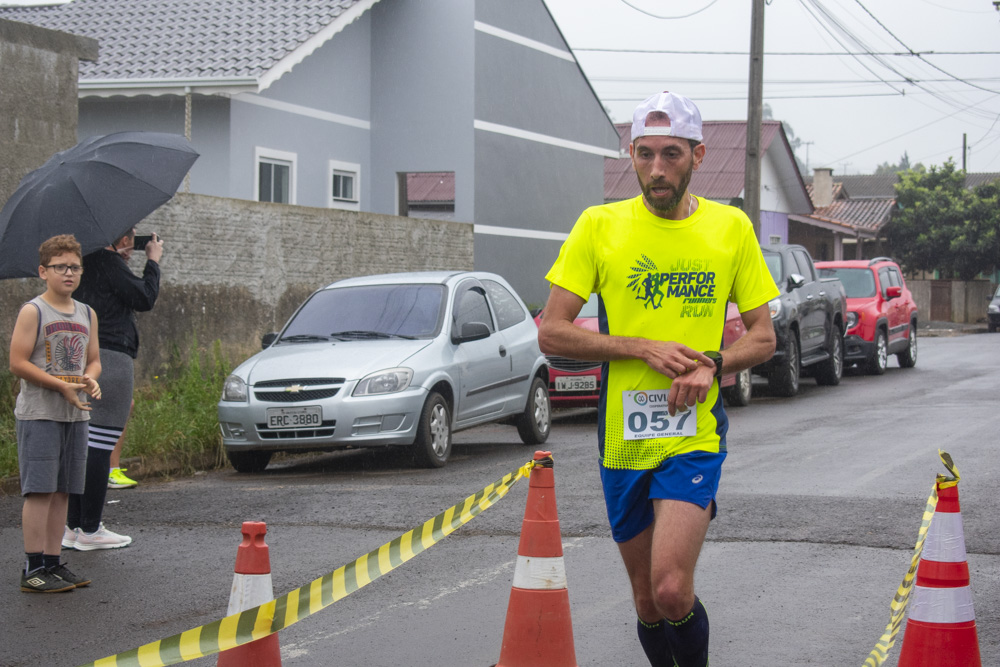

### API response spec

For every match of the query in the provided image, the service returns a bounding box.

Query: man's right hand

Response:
[144,233,164,263]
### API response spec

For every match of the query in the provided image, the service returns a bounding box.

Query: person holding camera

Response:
[63,228,162,550]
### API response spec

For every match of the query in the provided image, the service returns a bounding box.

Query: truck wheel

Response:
[413,392,452,468]
[896,322,918,368]
[516,376,551,445]
[226,450,272,473]
[768,334,800,397]
[867,329,888,375]
[721,368,752,407]
[814,328,843,386]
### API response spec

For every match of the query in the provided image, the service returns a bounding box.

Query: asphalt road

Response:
[1,333,997,666]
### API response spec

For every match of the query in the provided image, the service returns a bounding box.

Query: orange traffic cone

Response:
[496,451,578,667]
[897,482,982,666]
[218,521,282,666]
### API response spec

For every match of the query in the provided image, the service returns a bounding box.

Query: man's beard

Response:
[639,158,694,215]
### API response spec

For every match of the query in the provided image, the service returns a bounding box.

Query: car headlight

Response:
[989,304,1000,314]
[221,375,248,402]
[768,298,782,319]
[353,368,413,396]
[847,311,859,329]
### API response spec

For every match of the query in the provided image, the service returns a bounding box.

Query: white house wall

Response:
[760,148,795,214]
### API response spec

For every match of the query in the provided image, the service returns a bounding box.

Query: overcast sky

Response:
[543,0,1000,176]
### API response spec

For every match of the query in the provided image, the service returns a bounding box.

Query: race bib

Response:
[622,390,697,440]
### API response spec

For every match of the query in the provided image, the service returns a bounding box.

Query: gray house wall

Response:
[471,0,620,305]
[369,0,476,223]
[78,95,233,199]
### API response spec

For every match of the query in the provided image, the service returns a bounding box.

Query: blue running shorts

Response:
[600,451,726,543]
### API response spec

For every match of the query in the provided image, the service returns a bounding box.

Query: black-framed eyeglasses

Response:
[45,264,84,275]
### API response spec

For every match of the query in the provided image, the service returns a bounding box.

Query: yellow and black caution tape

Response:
[80,458,540,667]
[863,449,958,667]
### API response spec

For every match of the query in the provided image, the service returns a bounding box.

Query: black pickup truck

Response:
[754,244,847,396]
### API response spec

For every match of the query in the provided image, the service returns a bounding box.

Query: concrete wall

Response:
[0,193,474,377]
[905,280,994,324]
[0,18,96,206]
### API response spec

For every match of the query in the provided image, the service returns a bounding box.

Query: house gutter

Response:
[79,77,259,98]
[788,213,876,239]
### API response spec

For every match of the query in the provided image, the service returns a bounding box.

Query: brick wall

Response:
[1,193,475,377]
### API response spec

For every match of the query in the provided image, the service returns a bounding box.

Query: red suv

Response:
[816,258,918,374]
[534,295,753,408]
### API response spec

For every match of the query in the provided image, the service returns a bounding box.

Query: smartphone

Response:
[133,234,154,251]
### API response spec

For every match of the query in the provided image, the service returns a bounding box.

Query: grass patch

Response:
[0,339,234,481]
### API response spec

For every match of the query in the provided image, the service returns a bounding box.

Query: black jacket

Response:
[74,249,160,358]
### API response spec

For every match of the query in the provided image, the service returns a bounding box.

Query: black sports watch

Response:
[704,351,723,377]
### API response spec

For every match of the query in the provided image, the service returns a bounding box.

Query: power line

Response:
[573,48,1000,56]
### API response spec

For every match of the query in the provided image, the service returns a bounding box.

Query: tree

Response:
[887,160,1000,280]
[875,152,925,175]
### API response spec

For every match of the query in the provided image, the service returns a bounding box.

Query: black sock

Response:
[25,552,44,574]
[637,617,675,667]
[42,554,61,569]
[69,436,115,533]
[663,597,710,667]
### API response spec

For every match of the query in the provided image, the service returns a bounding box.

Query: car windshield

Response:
[579,293,600,318]
[819,268,876,298]
[281,283,446,341]
[762,251,782,283]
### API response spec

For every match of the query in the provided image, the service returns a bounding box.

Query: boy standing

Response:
[9,234,102,592]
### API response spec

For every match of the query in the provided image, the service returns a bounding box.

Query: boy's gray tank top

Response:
[14,296,92,422]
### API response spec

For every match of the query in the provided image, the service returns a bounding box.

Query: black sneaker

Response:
[20,568,75,593]
[47,563,91,588]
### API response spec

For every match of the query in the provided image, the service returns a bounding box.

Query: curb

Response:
[1,450,223,496]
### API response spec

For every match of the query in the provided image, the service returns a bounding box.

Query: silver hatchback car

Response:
[218,271,551,472]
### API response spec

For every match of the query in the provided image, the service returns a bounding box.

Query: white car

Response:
[218,271,550,472]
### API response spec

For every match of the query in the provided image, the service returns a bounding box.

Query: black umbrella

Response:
[0,131,199,279]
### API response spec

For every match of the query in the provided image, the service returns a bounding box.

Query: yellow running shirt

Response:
[546,196,779,469]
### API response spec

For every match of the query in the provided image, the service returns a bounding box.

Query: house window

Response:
[255,148,296,204]
[769,234,782,245]
[329,160,361,211]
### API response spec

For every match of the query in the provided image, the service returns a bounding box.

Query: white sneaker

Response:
[74,523,132,551]
[61,526,78,550]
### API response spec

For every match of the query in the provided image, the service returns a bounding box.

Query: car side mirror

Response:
[886,286,902,299]
[453,321,491,343]
[261,332,278,349]
[788,273,806,289]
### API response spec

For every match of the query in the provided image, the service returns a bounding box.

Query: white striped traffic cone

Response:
[496,451,578,667]
[897,482,982,666]
[218,521,282,666]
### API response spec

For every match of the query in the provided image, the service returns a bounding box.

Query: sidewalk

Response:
[919,320,989,337]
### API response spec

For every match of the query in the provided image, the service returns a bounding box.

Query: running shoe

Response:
[108,467,138,489]
[74,523,132,550]
[62,526,78,550]
[47,563,91,588]
[20,568,74,593]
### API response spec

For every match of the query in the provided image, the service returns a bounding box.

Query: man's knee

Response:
[651,573,694,620]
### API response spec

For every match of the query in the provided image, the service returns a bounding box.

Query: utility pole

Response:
[801,140,814,172]
[962,133,967,171]
[744,0,765,240]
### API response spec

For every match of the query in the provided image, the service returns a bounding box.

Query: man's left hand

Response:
[667,362,714,416]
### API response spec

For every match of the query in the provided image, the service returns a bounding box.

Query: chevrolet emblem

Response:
[285,384,304,393]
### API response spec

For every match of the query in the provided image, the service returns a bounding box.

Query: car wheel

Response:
[226,450,272,473]
[413,392,452,468]
[990,323,998,333]
[721,367,752,407]
[768,333,800,397]
[814,327,843,386]
[516,376,551,445]
[897,321,918,368]
[867,329,888,375]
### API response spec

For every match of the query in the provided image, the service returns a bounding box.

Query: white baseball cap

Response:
[631,91,703,143]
